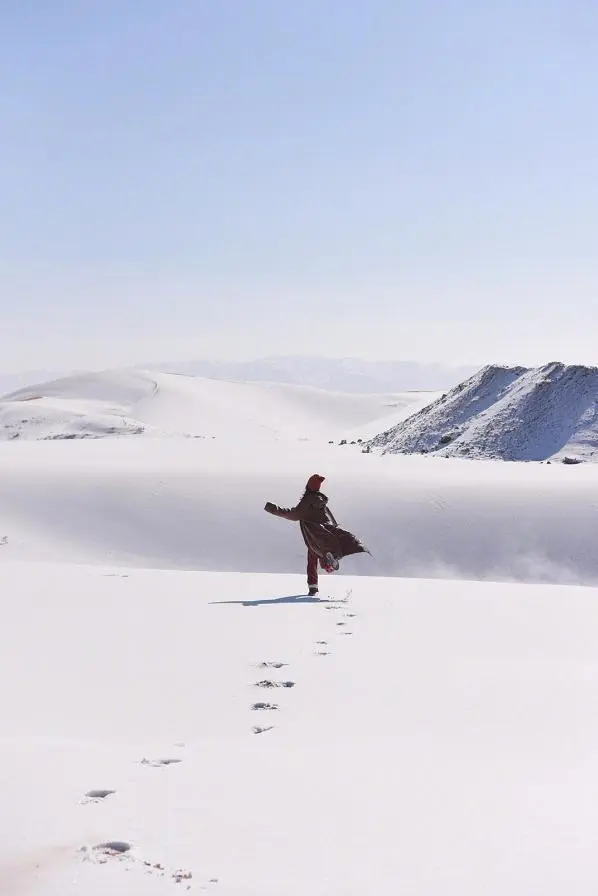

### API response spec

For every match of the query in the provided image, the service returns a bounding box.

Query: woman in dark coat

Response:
[264,474,367,595]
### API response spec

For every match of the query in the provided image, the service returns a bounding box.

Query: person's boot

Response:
[308,585,319,596]
[322,552,340,572]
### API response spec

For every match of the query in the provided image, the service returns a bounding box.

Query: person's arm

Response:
[264,501,301,521]
[264,492,313,522]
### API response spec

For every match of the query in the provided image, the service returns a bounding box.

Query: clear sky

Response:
[1,0,597,371]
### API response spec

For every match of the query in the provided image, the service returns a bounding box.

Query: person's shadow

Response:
[209,594,322,607]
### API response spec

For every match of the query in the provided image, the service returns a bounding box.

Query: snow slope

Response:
[368,361,598,461]
[0,369,153,440]
[1,439,598,585]
[0,368,73,399]
[0,369,434,442]
[3,563,598,895]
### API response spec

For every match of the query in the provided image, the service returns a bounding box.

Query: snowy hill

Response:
[0,368,71,398]
[367,361,598,462]
[0,369,434,442]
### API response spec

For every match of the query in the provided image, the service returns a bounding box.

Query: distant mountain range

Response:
[151,356,476,393]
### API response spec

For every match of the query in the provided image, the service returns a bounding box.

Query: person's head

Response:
[306,473,325,492]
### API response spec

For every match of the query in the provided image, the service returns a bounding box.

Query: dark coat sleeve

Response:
[265,505,301,521]
[264,493,315,522]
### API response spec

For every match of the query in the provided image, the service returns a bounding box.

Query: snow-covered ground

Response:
[1,438,598,583]
[368,361,598,462]
[3,366,598,893]
[3,563,598,895]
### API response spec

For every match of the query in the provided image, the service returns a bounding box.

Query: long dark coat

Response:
[265,489,367,561]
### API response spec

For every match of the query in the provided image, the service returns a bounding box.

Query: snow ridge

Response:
[367,362,598,462]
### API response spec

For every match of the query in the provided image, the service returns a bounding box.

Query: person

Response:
[264,473,367,596]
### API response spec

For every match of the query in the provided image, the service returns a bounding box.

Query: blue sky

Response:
[1,0,597,370]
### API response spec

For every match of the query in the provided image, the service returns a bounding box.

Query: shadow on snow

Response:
[209,594,323,607]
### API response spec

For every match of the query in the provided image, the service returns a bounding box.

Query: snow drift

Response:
[367,361,598,462]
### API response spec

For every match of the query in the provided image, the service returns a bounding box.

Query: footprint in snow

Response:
[93,841,132,855]
[82,843,199,887]
[252,725,274,735]
[254,679,295,689]
[82,789,115,803]
[140,757,182,767]
[80,841,133,865]
[251,702,278,711]
[256,661,288,669]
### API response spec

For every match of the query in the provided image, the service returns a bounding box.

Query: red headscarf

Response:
[306,474,325,492]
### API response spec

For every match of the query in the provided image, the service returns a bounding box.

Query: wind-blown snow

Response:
[1,439,598,585]
[368,361,598,462]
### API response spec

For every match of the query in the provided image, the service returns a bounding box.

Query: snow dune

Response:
[2,563,598,895]
[0,368,434,442]
[369,361,598,461]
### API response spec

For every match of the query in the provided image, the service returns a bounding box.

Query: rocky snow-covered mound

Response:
[367,362,598,462]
